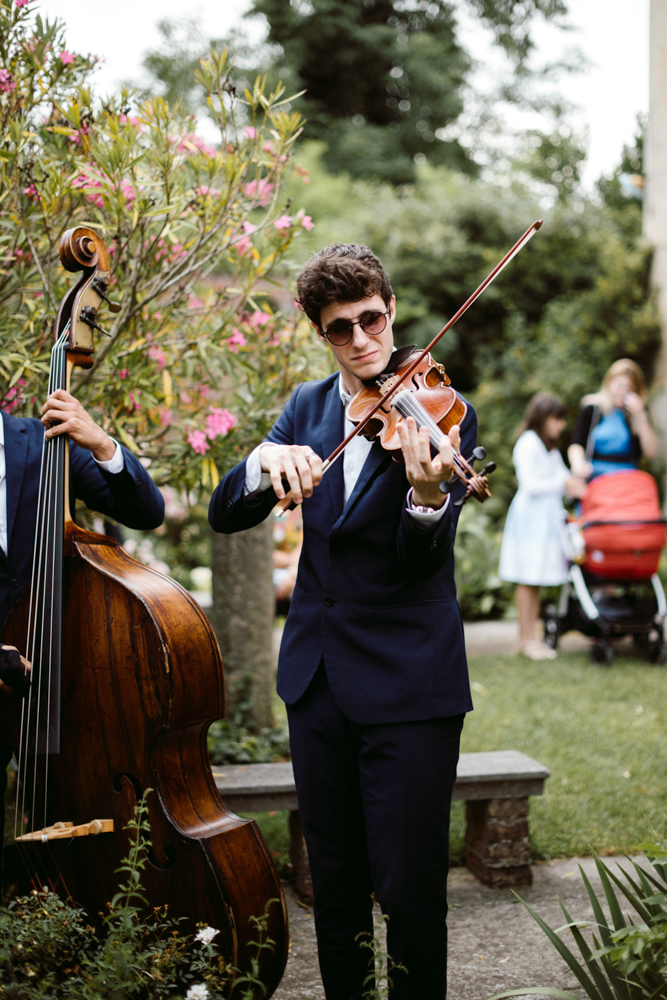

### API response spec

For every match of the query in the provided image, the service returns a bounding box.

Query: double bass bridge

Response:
[16,819,114,842]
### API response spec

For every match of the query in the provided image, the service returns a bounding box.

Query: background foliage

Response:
[0,0,328,495]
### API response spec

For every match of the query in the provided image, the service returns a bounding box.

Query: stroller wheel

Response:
[543,619,559,651]
[590,639,614,667]
[646,640,667,665]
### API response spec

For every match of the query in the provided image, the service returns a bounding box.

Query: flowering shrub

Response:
[0,795,279,998]
[0,0,329,493]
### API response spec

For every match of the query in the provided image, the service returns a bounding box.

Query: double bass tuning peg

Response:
[91,276,121,313]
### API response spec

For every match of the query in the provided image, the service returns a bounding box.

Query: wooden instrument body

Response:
[347,353,468,452]
[1,522,288,994]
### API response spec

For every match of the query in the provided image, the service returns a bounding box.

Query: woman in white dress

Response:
[499,394,586,660]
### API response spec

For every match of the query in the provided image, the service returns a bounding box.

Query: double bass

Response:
[0,227,288,994]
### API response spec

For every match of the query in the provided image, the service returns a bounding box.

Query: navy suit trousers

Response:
[287,664,464,1000]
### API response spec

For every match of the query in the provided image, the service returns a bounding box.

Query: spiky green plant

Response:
[488,841,667,1000]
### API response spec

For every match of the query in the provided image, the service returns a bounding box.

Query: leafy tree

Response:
[143,0,571,185]
[0,0,330,727]
[280,141,661,517]
[0,0,322,495]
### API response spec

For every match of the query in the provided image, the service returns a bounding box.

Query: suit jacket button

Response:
[10,578,19,587]
[324,595,334,607]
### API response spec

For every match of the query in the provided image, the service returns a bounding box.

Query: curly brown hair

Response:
[296,243,393,328]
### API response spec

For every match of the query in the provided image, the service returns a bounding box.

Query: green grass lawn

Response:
[251,647,667,870]
[450,647,667,863]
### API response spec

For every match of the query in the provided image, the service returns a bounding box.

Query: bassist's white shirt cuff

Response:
[93,439,125,474]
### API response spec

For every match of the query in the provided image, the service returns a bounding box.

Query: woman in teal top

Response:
[569,358,658,480]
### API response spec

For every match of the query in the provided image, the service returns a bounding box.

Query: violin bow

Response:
[279,218,543,511]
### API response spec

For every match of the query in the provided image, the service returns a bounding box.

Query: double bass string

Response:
[15,329,69,845]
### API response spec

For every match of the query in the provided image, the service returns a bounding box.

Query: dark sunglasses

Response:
[321,309,390,347]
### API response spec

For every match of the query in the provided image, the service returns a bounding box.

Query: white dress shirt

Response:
[244,375,449,523]
[0,415,124,556]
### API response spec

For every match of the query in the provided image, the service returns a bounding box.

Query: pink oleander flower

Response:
[159,409,174,427]
[263,141,275,155]
[119,369,128,380]
[120,178,135,203]
[196,185,220,198]
[1,379,28,414]
[188,295,205,310]
[22,183,40,200]
[295,164,311,184]
[205,408,238,440]
[59,50,75,66]
[15,0,30,7]
[244,178,273,206]
[243,221,258,235]
[177,134,216,158]
[300,215,314,231]
[148,345,167,370]
[244,126,256,139]
[226,328,248,353]
[249,310,272,329]
[234,235,253,257]
[0,70,16,93]
[273,214,292,231]
[188,430,210,455]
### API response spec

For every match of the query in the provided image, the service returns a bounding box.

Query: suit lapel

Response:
[320,378,346,521]
[3,413,29,553]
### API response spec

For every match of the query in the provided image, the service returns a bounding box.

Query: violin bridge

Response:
[16,819,114,842]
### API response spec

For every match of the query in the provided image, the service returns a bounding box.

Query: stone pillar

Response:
[644,0,667,466]
[465,797,533,887]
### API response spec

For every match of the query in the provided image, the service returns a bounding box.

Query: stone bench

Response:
[211,749,550,897]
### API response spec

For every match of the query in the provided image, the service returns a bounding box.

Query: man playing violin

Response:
[209,243,476,999]
[0,389,165,892]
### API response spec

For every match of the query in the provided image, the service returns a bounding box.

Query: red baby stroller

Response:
[542,470,667,665]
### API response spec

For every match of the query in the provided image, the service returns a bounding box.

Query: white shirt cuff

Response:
[93,439,124,474]
[406,487,450,523]
[245,443,275,495]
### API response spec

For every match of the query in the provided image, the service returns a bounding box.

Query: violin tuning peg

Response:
[471,446,486,463]
[482,462,496,475]
[439,479,452,495]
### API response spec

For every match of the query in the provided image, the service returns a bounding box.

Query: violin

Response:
[0,227,288,994]
[279,220,543,513]
[347,347,494,504]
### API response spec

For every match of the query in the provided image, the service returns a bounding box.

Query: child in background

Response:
[499,393,586,661]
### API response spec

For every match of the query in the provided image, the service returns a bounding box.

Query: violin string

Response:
[392,391,469,480]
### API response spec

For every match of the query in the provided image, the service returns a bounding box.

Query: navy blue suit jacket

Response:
[1,412,165,627]
[209,374,474,725]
